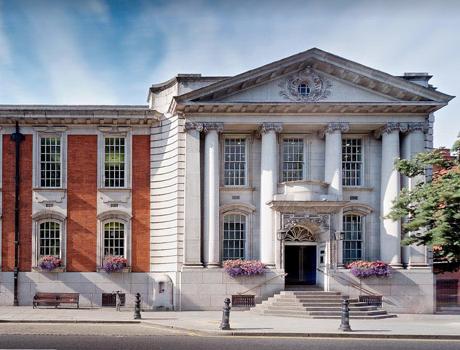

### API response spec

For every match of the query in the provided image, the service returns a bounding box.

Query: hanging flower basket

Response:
[346,260,391,278]
[36,256,64,272]
[101,256,129,273]
[223,259,266,277]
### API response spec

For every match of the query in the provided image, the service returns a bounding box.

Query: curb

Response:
[141,322,460,340]
[0,320,141,324]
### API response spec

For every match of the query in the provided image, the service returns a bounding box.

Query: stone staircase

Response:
[251,289,396,319]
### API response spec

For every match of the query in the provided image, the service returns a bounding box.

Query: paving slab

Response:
[0,307,459,339]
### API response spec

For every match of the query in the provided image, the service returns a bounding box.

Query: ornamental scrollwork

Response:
[279,67,332,102]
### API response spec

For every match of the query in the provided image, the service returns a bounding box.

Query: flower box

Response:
[223,259,266,277]
[100,256,129,273]
[33,266,66,273]
[36,256,64,272]
[346,260,391,278]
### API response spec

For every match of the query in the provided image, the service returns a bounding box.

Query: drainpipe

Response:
[10,121,24,306]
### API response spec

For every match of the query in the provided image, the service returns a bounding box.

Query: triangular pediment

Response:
[174,48,453,108]
[218,68,397,104]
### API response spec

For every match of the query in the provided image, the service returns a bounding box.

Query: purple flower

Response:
[102,256,128,273]
[38,256,62,271]
[223,260,266,277]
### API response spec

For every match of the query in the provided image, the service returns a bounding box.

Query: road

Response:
[0,323,459,350]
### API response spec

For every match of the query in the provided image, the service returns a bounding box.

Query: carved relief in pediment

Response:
[279,67,332,102]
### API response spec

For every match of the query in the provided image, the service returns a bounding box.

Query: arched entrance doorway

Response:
[284,226,317,285]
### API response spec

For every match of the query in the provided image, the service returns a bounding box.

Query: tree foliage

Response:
[388,140,460,272]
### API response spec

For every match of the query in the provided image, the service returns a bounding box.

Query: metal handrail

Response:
[317,267,380,296]
[237,272,288,295]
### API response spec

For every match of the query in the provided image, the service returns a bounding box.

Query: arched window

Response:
[38,221,61,258]
[223,214,247,260]
[342,214,363,263]
[103,221,126,258]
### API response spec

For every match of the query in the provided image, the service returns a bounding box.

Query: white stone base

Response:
[179,268,285,310]
[328,268,435,313]
[0,272,174,310]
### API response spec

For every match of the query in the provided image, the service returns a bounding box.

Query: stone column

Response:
[324,122,349,200]
[405,123,430,268]
[203,122,223,267]
[380,122,402,267]
[183,122,204,268]
[259,122,282,266]
[323,123,349,267]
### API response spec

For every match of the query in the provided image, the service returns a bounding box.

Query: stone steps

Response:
[252,289,396,319]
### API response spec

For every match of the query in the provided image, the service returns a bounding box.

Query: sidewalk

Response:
[0,307,459,339]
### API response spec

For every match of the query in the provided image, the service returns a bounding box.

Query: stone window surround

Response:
[219,203,256,261]
[32,127,67,189]
[341,134,370,189]
[96,211,132,269]
[31,212,67,269]
[342,204,373,262]
[279,134,311,183]
[220,133,253,188]
[97,127,132,190]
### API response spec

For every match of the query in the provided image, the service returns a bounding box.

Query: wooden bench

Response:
[33,292,80,309]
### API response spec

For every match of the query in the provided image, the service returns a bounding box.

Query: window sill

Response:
[32,266,66,273]
[96,266,131,273]
[98,188,132,191]
[220,187,255,192]
[343,186,373,191]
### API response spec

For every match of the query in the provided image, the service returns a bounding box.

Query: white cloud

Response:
[21,1,116,104]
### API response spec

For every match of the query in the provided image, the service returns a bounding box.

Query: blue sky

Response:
[0,0,459,147]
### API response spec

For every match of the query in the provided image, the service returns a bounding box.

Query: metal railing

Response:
[237,272,288,296]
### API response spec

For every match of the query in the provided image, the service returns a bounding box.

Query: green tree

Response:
[388,138,460,272]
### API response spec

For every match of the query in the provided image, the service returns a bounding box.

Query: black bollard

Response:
[134,293,142,319]
[338,297,352,332]
[219,298,231,330]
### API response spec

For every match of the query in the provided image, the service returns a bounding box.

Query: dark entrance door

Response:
[285,245,317,285]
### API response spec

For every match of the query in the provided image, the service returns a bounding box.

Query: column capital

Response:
[407,122,428,133]
[259,122,283,134]
[184,121,204,132]
[202,122,224,133]
[375,122,405,138]
[325,122,350,134]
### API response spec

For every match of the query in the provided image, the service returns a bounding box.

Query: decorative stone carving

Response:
[325,122,350,134]
[284,226,317,242]
[279,67,332,102]
[282,213,330,232]
[407,122,428,133]
[259,122,283,134]
[381,122,402,134]
[202,122,224,133]
[184,121,204,132]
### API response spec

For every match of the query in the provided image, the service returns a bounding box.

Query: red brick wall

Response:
[66,135,98,271]
[131,135,150,272]
[2,134,33,271]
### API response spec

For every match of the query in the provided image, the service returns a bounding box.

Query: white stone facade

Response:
[148,48,453,312]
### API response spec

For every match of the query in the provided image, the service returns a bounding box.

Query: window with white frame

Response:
[104,137,126,188]
[38,221,61,258]
[282,138,304,182]
[343,214,363,263]
[342,138,363,186]
[223,137,246,186]
[103,221,126,257]
[40,136,62,188]
[223,214,246,260]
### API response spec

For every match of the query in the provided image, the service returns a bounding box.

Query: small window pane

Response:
[40,137,61,188]
[342,138,362,186]
[343,215,363,264]
[39,221,61,257]
[223,214,246,260]
[104,137,126,188]
[224,138,246,186]
[282,138,304,182]
[103,222,125,257]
